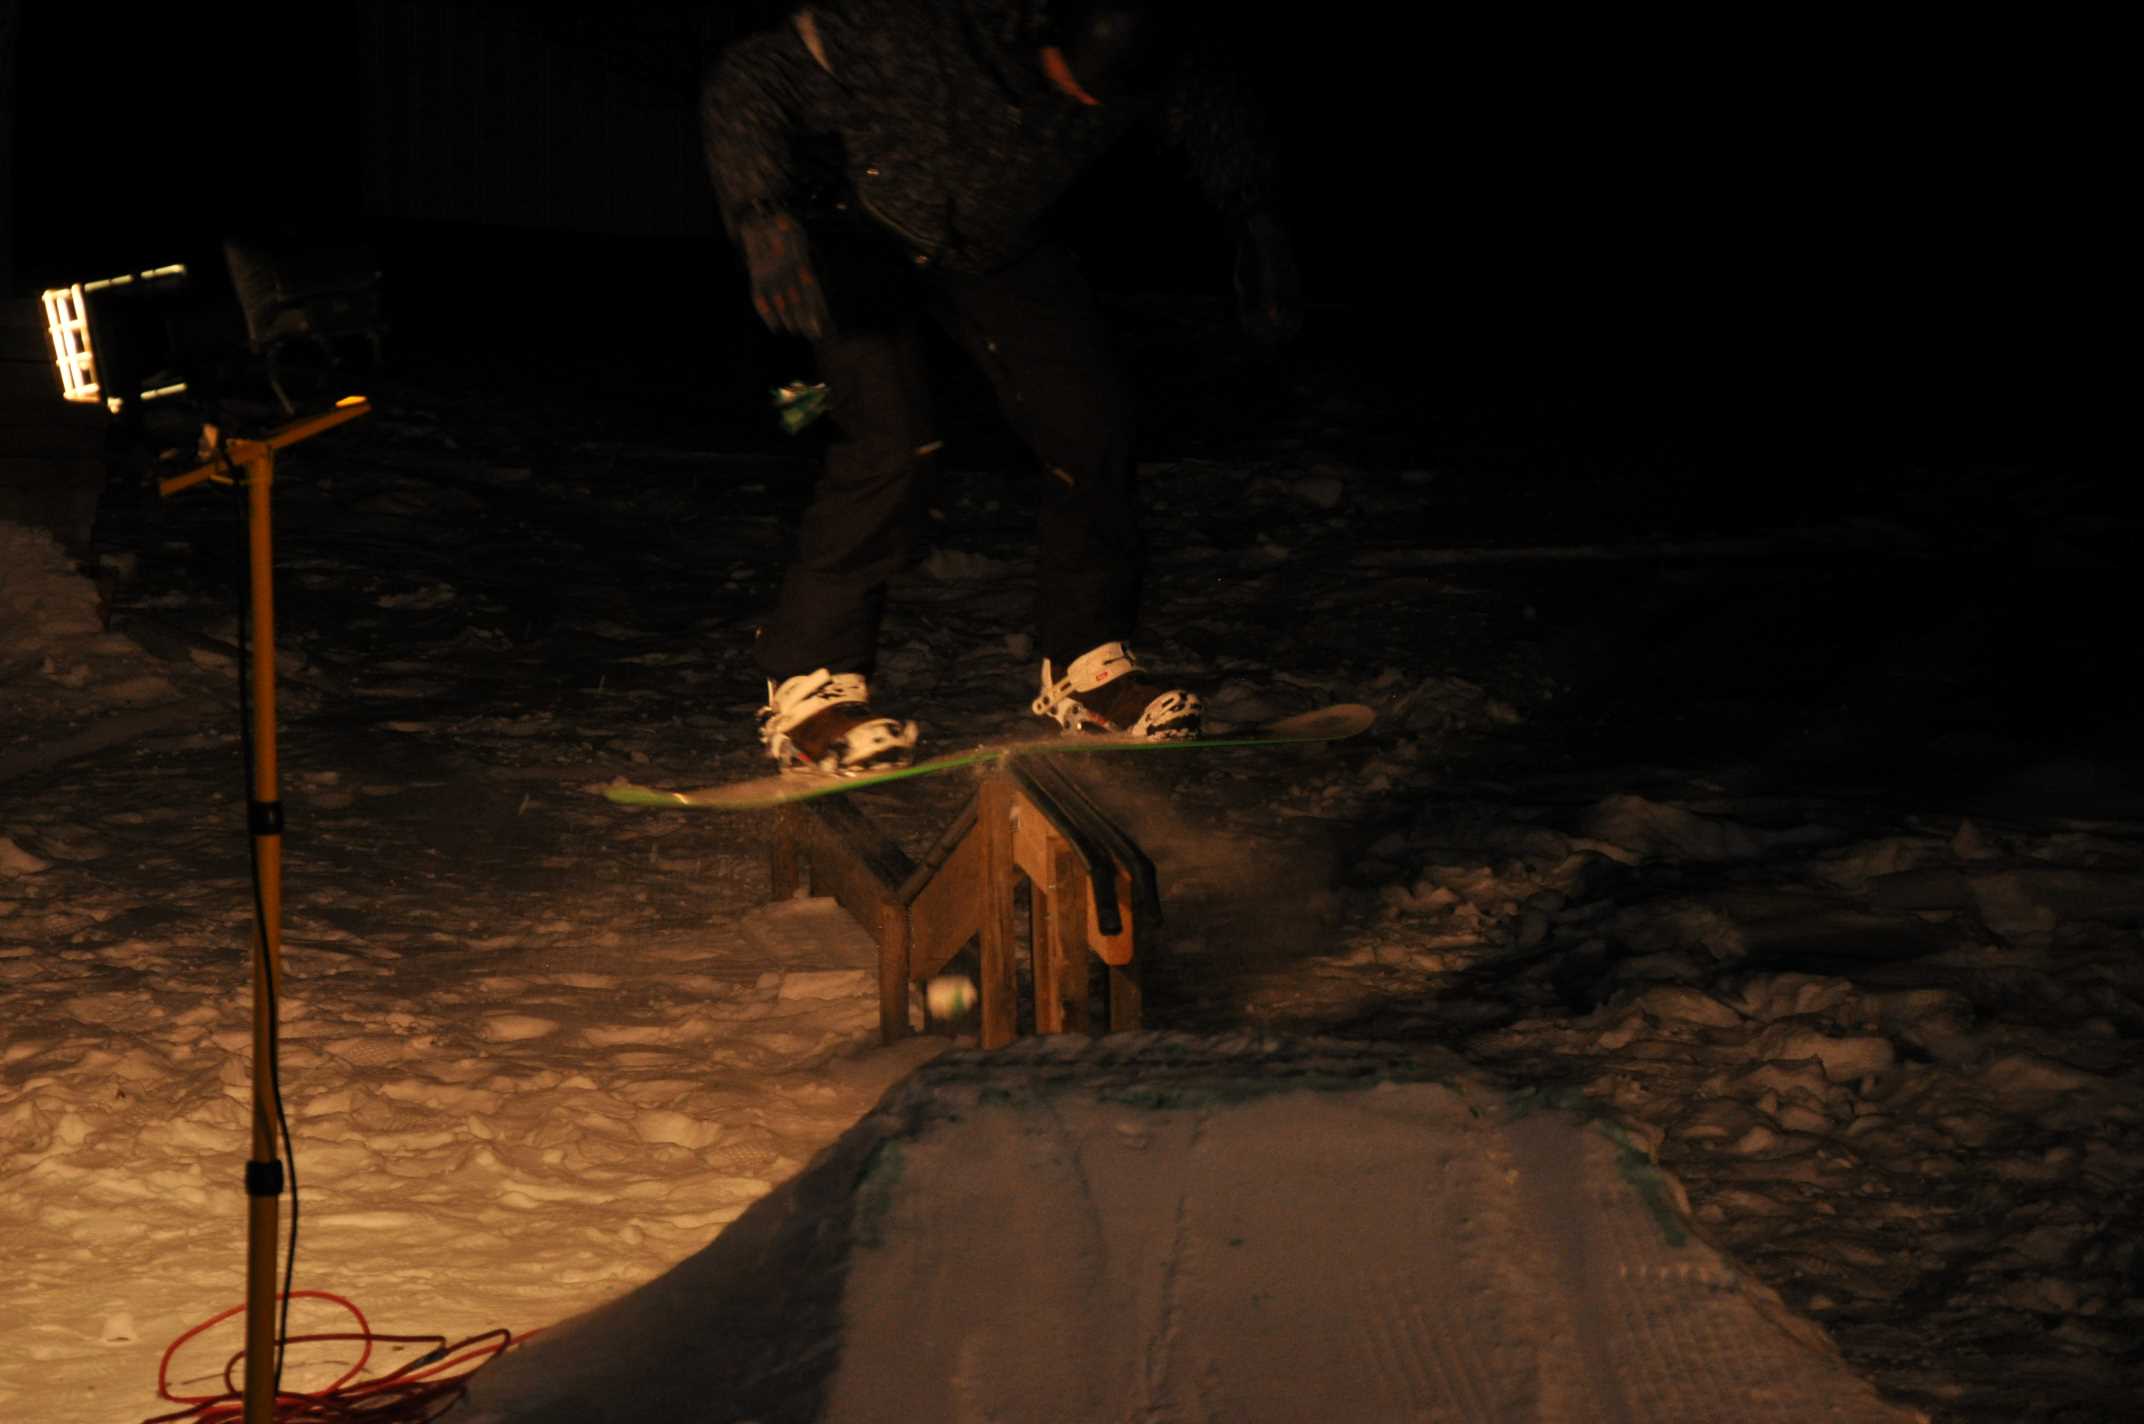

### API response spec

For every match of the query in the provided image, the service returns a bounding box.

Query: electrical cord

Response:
[143,1290,530,1423]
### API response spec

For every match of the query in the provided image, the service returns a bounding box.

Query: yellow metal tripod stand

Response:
[161,395,370,1423]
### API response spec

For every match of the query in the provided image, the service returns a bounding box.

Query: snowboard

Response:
[604,703,1376,812]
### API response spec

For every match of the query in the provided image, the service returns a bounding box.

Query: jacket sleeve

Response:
[700,22,831,241]
[1157,39,1279,225]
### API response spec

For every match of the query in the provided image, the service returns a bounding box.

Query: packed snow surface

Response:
[463,1036,1917,1423]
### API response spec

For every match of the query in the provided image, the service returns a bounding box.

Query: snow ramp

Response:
[461,1033,1919,1423]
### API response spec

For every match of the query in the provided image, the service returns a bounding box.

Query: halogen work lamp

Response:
[40,239,384,430]
[41,262,194,413]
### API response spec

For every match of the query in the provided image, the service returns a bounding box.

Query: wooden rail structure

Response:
[769,757,1157,1047]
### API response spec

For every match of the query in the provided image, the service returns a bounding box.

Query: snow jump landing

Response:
[459,1034,1919,1424]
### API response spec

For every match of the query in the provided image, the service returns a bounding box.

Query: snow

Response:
[2,366,2139,1421]
[460,1037,1917,1423]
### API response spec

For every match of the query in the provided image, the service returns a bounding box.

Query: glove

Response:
[738,211,832,341]
[1233,211,1303,347]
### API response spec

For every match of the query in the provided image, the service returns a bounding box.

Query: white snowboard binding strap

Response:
[759,669,919,775]
[1030,641,1200,739]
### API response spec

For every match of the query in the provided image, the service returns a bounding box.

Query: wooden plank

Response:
[1108,958,1143,1033]
[797,830,894,928]
[876,901,911,1044]
[1030,864,1060,1034]
[1013,758,1131,937]
[1010,787,1058,884]
[1008,759,1154,1037]
[977,778,1019,1049]
[768,807,802,901]
[1013,783,1106,1031]
[906,824,981,979]
[802,796,917,888]
[1058,849,1095,1036]
[1038,842,1095,1035]
[768,802,915,1044]
[784,798,912,951]
[772,797,924,1045]
[898,794,979,904]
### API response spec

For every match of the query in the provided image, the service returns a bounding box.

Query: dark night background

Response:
[5,1,2124,773]
[5,2,2112,470]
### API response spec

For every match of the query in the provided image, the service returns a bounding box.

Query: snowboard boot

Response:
[1030,641,1201,739]
[759,669,919,775]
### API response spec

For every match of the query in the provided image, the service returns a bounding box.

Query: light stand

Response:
[161,396,370,1423]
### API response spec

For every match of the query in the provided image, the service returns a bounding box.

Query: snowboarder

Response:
[701,0,1301,774]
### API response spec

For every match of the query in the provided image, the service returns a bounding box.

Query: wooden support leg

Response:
[1035,845,1094,1035]
[978,779,1020,1049]
[1031,869,1060,1035]
[1061,859,1095,1036]
[771,797,919,1041]
[1108,960,1143,1033]
[1107,871,1142,1032]
[877,901,911,1044]
[769,809,802,900]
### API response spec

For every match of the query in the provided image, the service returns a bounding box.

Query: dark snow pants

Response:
[752,229,1144,684]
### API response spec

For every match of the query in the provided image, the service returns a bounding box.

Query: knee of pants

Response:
[819,432,937,494]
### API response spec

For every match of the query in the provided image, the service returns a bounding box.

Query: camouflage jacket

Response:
[701,0,1275,272]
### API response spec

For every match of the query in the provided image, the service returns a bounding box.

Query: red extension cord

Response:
[143,1291,533,1423]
